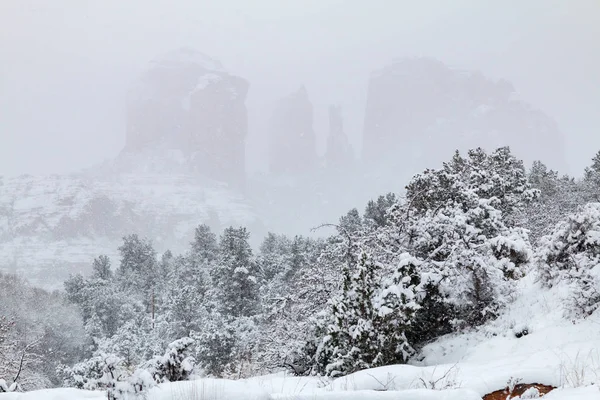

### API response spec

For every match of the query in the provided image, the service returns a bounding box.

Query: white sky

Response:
[1,0,599,176]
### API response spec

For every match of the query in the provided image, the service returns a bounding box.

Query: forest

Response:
[2,146,600,398]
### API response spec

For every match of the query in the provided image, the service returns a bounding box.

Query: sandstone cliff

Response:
[268,86,318,174]
[125,47,248,187]
[362,58,566,173]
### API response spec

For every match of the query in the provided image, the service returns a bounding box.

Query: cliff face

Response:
[325,105,354,170]
[268,86,318,175]
[126,48,249,187]
[362,58,566,173]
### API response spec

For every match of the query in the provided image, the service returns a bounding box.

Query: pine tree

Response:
[318,251,382,377]
[405,146,537,224]
[338,208,363,235]
[143,337,196,383]
[364,193,397,229]
[375,253,422,364]
[257,232,291,283]
[92,255,112,281]
[535,202,600,319]
[192,313,236,377]
[117,235,159,306]
[536,203,600,278]
[212,227,260,318]
[166,255,209,338]
[191,224,219,264]
[584,150,600,184]
[403,147,534,327]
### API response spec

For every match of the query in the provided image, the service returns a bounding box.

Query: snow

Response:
[543,386,600,399]
[148,379,270,400]
[272,389,481,400]
[0,388,105,400]
[1,380,270,400]
[181,73,223,110]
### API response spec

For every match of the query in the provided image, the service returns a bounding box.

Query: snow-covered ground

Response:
[6,271,600,399]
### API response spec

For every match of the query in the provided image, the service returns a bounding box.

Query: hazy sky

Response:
[1,0,599,177]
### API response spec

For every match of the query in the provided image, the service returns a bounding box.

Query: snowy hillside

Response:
[5,272,600,400]
[0,171,258,289]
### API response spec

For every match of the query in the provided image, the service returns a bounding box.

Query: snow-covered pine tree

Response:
[364,193,397,229]
[165,254,210,338]
[581,150,600,204]
[143,337,196,383]
[584,150,600,186]
[94,316,167,370]
[62,352,155,400]
[257,232,292,283]
[536,202,600,285]
[374,253,422,364]
[190,224,219,264]
[64,257,134,341]
[524,160,586,243]
[535,202,600,317]
[404,147,534,328]
[313,249,423,377]
[405,147,537,225]
[212,227,260,318]
[92,255,113,281]
[338,208,363,235]
[315,208,368,290]
[117,235,159,303]
[317,251,383,377]
[192,312,236,377]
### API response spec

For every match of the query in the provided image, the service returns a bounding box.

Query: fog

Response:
[2,0,599,177]
[2,1,600,288]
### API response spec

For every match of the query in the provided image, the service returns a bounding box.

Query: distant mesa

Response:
[362,57,566,172]
[125,47,248,187]
[268,86,318,174]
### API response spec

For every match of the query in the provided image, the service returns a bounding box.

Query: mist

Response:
[2,0,599,177]
[5,2,600,395]
[1,0,600,289]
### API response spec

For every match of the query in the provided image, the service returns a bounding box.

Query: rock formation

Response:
[325,105,354,169]
[268,86,317,174]
[125,47,249,187]
[362,57,566,173]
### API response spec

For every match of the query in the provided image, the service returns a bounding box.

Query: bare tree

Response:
[0,316,43,392]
